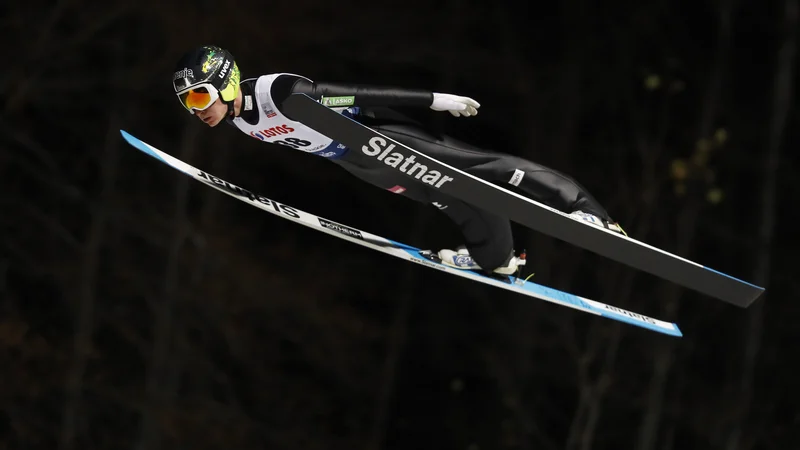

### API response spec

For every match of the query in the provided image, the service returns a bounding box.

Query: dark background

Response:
[2,0,798,448]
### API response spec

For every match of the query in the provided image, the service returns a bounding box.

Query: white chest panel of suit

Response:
[230,74,349,159]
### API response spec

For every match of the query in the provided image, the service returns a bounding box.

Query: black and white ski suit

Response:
[227,74,613,271]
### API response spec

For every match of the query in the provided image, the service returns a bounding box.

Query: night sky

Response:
[2,0,799,448]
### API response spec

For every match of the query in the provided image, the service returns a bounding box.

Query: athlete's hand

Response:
[430,93,480,117]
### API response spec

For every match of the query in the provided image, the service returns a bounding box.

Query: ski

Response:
[282,93,764,308]
[120,130,683,337]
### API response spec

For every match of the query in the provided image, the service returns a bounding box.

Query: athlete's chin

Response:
[202,117,223,127]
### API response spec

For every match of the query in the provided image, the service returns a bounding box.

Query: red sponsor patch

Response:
[388,185,406,194]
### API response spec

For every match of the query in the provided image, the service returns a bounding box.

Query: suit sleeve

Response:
[270,74,434,112]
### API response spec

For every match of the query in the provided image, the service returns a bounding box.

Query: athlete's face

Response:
[195,97,228,127]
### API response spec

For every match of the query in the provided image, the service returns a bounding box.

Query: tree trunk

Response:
[724,1,796,448]
[136,124,200,450]
[59,117,121,450]
[635,1,735,447]
[364,219,421,450]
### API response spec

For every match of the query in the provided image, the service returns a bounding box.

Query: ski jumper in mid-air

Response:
[172,45,625,276]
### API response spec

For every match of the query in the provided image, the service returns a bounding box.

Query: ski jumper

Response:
[227,73,612,271]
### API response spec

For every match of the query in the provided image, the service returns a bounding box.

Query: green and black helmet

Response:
[173,45,241,115]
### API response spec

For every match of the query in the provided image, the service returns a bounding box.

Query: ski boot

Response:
[569,210,627,236]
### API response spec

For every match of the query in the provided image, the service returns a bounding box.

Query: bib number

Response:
[274,137,312,149]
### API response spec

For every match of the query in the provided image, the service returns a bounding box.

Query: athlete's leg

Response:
[426,190,516,271]
[330,157,516,272]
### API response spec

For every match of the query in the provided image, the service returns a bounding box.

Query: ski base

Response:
[120,130,683,338]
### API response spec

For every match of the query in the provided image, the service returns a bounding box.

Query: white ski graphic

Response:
[120,130,683,337]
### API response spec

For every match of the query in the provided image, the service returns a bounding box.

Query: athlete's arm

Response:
[271,74,479,117]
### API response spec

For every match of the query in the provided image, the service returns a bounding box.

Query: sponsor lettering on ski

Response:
[319,219,363,240]
[604,305,658,325]
[410,256,447,272]
[361,137,454,189]
[197,171,300,218]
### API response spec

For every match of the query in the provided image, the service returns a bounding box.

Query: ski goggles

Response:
[176,83,219,113]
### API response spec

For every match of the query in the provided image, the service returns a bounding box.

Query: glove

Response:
[430,93,480,117]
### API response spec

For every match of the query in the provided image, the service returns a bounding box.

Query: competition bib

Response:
[231,74,348,159]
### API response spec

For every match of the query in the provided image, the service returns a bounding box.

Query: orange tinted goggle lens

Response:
[180,89,213,110]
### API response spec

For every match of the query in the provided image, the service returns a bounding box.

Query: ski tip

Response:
[703,266,764,290]
[119,129,139,146]
[119,129,140,147]
[119,130,167,163]
[701,266,765,308]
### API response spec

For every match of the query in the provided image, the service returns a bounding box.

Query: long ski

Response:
[282,93,764,308]
[120,130,683,337]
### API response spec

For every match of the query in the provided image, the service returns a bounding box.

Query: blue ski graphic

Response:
[120,129,683,337]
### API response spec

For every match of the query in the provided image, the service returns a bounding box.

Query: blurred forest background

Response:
[2,0,799,448]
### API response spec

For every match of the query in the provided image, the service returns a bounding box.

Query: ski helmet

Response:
[173,45,241,115]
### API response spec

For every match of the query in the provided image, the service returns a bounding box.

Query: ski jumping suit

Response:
[227,73,613,271]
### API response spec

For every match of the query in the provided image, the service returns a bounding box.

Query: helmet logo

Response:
[219,59,231,79]
[173,68,193,80]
